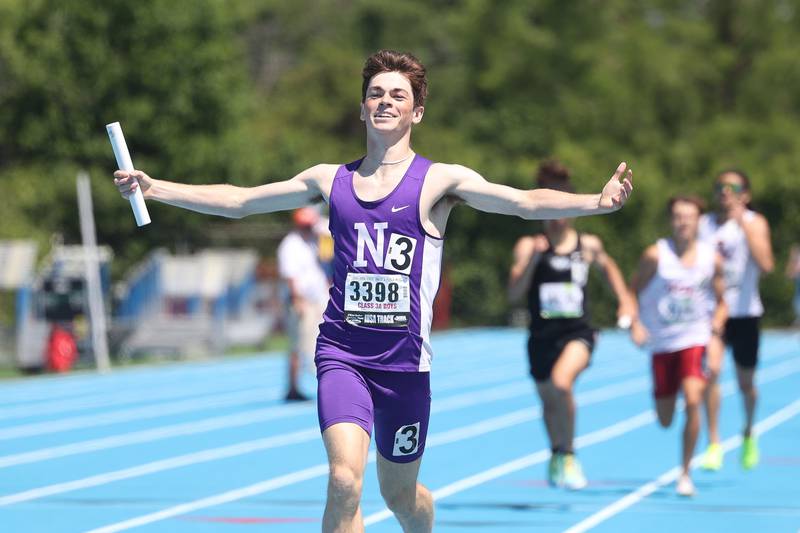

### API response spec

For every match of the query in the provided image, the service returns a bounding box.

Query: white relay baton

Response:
[106,122,151,226]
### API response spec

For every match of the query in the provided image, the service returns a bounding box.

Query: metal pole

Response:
[77,171,111,373]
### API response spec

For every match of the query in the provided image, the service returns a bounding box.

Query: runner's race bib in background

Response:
[657,290,700,325]
[539,282,584,319]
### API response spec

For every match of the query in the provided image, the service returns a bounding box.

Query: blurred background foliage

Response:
[1,0,799,326]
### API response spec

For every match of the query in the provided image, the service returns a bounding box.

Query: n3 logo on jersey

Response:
[393,422,421,456]
[353,222,417,275]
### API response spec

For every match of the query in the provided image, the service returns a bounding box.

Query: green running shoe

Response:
[562,454,588,490]
[547,453,564,487]
[701,442,723,471]
[741,435,759,470]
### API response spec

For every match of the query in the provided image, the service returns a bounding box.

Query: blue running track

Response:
[0,329,798,532]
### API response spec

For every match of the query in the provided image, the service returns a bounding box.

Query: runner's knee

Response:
[684,399,701,415]
[328,464,363,505]
[739,381,757,396]
[550,375,573,395]
[655,400,675,427]
[380,481,418,516]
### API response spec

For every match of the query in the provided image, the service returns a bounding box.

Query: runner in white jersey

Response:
[629,196,727,496]
[113,50,634,532]
[697,169,774,472]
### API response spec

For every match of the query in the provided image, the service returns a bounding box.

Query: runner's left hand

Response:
[599,162,633,211]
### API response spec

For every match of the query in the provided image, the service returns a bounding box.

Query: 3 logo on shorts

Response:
[393,422,421,456]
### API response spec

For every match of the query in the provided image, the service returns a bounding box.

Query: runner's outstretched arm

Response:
[447,162,633,219]
[112,165,335,218]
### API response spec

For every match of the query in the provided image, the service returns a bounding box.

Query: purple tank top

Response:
[316,155,444,372]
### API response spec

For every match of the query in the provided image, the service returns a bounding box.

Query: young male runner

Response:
[113,50,633,532]
[698,169,774,471]
[629,196,726,497]
[508,160,634,490]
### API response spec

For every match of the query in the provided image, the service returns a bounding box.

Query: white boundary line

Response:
[0,358,642,469]
[0,341,506,420]
[72,373,655,533]
[361,355,800,527]
[0,357,533,441]
[0,373,275,422]
[0,388,275,441]
[0,329,502,404]
[563,397,800,533]
[363,412,659,526]
[18,345,799,531]
[0,357,281,405]
[0,374,646,506]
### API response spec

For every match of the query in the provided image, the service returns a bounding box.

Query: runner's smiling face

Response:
[360,71,424,133]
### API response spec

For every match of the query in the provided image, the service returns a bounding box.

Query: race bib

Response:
[539,282,584,319]
[657,292,700,324]
[344,272,410,328]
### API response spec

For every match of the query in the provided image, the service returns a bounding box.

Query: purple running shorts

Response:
[316,358,431,463]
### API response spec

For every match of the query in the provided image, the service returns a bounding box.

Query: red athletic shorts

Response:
[651,345,706,399]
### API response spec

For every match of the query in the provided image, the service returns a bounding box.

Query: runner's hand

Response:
[630,320,649,347]
[599,162,633,211]
[114,170,153,199]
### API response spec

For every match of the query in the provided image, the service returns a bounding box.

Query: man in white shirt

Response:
[629,196,727,496]
[277,207,331,401]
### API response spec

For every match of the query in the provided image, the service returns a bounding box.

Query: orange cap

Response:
[292,207,319,228]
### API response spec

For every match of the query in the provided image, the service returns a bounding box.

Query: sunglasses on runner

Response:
[714,182,745,194]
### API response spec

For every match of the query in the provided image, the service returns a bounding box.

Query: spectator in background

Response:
[787,244,800,327]
[277,207,331,401]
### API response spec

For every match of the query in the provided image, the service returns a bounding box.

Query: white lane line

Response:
[0,337,514,417]
[0,358,638,469]
[0,358,281,405]
[82,464,333,533]
[363,412,658,527]
[0,374,646,507]
[0,334,522,410]
[0,374,274,422]
[361,354,800,527]
[78,372,653,533]
[563,396,800,533]
[0,350,527,440]
[0,428,320,506]
[0,376,526,469]
[0,372,649,507]
[21,370,641,523]
[0,404,314,469]
[0,388,275,441]
[78,354,800,533]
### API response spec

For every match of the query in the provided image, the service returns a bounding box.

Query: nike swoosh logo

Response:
[391,205,410,213]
